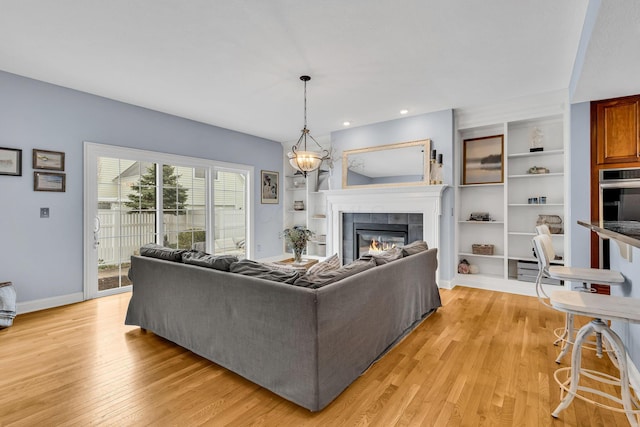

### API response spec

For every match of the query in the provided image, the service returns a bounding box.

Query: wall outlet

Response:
[40,207,50,218]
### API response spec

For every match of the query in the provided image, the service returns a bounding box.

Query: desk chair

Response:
[532,234,624,363]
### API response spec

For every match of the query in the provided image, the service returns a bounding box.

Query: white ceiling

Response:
[0,1,638,144]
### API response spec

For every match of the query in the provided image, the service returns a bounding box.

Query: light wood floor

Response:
[0,287,634,426]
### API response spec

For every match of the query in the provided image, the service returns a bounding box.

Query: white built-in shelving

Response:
[454,94,569,295]
[282,165,328,258]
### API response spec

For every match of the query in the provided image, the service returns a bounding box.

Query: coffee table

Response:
[268,257,319,271]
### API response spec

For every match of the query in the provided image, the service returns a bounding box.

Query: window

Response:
[162,165,207,250]
[213,169,247,258]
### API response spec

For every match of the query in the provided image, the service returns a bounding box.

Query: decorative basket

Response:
[472,244,494,255]
[536,214,563,234]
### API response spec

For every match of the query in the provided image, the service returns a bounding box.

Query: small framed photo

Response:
[261,170,279,204]
[0,147,22,176]
[463,135,504,185]
[33,149,65,171]
[34,171,66,192]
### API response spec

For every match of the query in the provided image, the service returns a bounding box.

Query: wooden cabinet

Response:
[593,95,640,165]
[590,94,640,276]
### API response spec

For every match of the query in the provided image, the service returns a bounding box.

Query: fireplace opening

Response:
[354,223,408,259]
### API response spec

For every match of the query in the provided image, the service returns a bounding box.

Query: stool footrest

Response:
[553,327,612,353]
[554,367,640,415]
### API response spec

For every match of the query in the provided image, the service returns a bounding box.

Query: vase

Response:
[292,246,304,263]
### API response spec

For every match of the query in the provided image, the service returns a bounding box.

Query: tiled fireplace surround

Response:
[324,186,445,274]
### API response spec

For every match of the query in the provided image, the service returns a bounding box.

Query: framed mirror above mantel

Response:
[341,139,431,189]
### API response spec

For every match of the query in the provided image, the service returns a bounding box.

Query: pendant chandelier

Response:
[287,75,330,177]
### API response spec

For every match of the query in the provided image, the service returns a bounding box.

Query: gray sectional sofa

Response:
[125,246,441,411]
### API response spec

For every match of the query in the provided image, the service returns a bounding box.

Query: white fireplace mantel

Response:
[324,185,447,260]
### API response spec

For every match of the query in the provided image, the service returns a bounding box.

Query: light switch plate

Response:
[40,207,50,218]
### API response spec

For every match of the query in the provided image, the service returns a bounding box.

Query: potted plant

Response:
[281,226,314,263]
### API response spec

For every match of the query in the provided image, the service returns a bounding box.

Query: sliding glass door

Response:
[212,169,247,257]
[95,158,156,293]
[84,143,252,299]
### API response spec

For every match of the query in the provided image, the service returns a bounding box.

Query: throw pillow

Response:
[230,259,301,284]
[140,243,186,262]
[294,258,376,289]
[372,247,403,265]
[181,251,238,272]
[401,240,429,257]
[358,253,374,261]
[306,253,340,275]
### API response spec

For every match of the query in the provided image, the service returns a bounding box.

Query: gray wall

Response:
[330,110,455,281]
[0,71,283,304]
[568,102,592,269]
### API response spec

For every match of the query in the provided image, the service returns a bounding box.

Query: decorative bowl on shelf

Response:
[293,200,305,211]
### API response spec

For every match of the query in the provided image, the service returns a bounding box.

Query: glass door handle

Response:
[93,216,100,249]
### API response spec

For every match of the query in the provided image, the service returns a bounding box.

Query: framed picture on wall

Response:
[462,135,504,185]
[33,149,65,171]
[261,170,279,204]
[0,147,22,176]
[34,171,66,192]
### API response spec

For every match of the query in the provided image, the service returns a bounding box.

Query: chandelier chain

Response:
[303,78,307,130]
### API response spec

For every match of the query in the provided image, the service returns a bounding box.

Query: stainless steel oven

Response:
[599,167,640,267]
[599,167,640,222]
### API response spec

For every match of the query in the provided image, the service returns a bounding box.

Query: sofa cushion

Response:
[401,240,429,257]
[294,258,376,289]
[306,253,340,275]
[182,251,238,271]
[230,259,301,284]
[140,243,186,262]
[372,247,403,265]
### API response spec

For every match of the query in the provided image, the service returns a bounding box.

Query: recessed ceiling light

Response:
[343,121,351,126]
[400,109,409,115]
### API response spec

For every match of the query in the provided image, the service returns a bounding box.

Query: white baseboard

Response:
[16,292,84,314]
[452,274,541,297]
[438,279,454,290]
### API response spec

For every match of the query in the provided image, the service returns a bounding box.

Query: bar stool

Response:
[532,234,625,363]
[550,290,640,425]
[535,224,551,236]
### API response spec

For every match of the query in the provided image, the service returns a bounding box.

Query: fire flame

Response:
[369,238,396,254]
